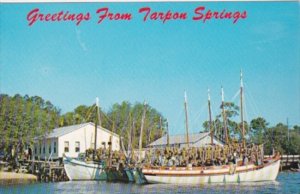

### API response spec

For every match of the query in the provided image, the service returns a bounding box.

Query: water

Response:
[0,172,299,194]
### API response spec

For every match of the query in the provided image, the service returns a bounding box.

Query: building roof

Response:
[148,132,212,146]
[43,122,119,139]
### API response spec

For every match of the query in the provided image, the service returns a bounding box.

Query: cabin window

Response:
[64,141,69,153]
[54,142,57,153]
[75,141,80,152]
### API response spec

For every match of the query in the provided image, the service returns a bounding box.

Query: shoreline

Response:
[0,172,37,185]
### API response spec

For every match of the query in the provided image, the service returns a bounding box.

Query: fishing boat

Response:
[142,154,280,184]
[123,102,148,184]
[142,71,281,184]
[63,97,106,181]
[63,154,106,180]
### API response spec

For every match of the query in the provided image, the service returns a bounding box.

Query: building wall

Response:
[34,124,120,159]
[33,137,58,160]
[59,124,120,158]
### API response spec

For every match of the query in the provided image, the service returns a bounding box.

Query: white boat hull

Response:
[143,158,280,184]
[63,157,106,180]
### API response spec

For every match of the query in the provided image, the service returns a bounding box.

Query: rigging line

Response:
[120,114,131,136]
[244,83,260,116]
[244,90,258,121]
[231,89,240,103]
[101,111,115,124]
[210,107,217,132]
[244,94,249,125]
[174,108,184,132]
[190,101,207,129]
[212,119,219,136]
[84,104,96,122]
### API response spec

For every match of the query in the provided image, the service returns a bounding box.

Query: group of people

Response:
[84,142,265,168]
[144,143,265,167]
[85,147,127,167]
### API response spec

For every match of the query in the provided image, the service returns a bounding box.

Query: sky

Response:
[1,2,299,135]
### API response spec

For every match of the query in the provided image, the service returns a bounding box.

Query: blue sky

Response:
[1,2,299,134]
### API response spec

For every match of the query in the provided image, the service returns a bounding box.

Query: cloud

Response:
[75,28,87,51]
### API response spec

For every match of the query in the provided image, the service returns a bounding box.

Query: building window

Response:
[54,142,56,153]
[43,144,45,154]
[64,141,69,153]
[75,141,80,153]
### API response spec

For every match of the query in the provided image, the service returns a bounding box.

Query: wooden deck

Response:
[265,155,299,170]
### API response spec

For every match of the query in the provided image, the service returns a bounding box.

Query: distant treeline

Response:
[0,94,166,160]
[0,94,299,162]
[202,102,300,155]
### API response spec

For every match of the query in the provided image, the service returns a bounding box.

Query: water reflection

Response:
[0,173,298,194]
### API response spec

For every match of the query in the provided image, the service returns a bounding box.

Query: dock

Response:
[25,160,69,182]
[265,155,299,170]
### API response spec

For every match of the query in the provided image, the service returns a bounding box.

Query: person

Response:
[243,154,249,165]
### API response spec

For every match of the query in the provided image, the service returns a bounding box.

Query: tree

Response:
[106,101,166,149]
[59,101,166,150]
[203,102,242,143]
[250,117,269,144]
[0,94,61,164]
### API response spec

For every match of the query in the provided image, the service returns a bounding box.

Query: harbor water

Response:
[0,172,299,194]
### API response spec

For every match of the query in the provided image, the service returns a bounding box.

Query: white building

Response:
[33,122,120,160]
[148,132,224,149]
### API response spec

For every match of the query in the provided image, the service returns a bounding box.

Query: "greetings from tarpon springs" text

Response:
[27,6,247,26]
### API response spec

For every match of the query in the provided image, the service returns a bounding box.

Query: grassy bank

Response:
[0,172,37,185]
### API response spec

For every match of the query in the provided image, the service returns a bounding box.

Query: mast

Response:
[93,97,100,161]
[184,91,190,148]
[208,89,213,145]
[221,87,229,144]
[240,70,245,147]
[166,119,170,146]
[127,112,132,155]
[138,101,147,161]
[131,116,136,161]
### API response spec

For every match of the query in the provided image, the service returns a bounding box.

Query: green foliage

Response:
[249,117,268,144]
[57,100,166,151]
[61,101,166,150]
[0,94,61,160]
[203,102,245,142]
[264,123,300,155]
[202,101,299,155]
